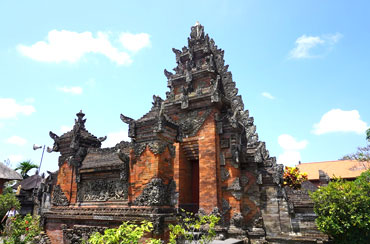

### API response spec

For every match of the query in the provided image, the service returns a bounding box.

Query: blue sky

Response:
[1,0,369,174]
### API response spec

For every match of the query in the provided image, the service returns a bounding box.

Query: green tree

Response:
[14,160,38,178]
[0,193,20,231]
[310,170,370,243]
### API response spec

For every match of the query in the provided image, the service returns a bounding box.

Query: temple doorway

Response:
[179,159,199,214]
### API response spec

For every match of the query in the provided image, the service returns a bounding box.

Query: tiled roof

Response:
[297,160,370,180]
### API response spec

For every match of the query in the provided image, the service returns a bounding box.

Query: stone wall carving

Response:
[51,185,69,206]
[177,109,212,138]
[133,141,175,158]
[133,178,176,206]
[77,178,128,202]
[63,225,107,244]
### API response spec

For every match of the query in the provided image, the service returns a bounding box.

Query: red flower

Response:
[26,227,29,231]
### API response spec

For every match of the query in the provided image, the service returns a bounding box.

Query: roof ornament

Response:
[190,21,204,41]
[75,110,86,128]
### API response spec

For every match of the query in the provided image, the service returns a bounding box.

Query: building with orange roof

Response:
[297,160,370,186]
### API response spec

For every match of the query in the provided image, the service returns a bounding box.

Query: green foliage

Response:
[341,128,370,167]
[2,214,41,244]
[87,211,220,244]
[0,193,20,223]
[88,220,160,244]
[310,170,370,243]
[2,187,14,195]
[14,160,38,178]
[168,210,220,244]
[283,166,308,189]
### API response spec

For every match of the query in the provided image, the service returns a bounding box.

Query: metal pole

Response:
[38,145,45,175]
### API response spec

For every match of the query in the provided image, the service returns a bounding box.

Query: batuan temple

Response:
[39,23,328,244]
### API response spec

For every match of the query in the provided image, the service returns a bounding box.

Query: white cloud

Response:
[8,155,23,163]
[59,125,73,134]
[277,134,308,166]
[278,134,308,151]
[119,33,151,52]
[277,151,302,167]
[313,109,368,135]
[57,86,83,95]
[289,33,342,59]
[0,98,36,119]
[261,92,275,100]
[17,30,141,65]
[6,136,27,146]
[102,130,130,148]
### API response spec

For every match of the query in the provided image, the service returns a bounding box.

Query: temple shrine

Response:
[40,23,328,243]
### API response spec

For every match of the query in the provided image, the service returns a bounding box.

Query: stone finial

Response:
[75,110,86,128]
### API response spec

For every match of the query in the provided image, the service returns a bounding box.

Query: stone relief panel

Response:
[63,225,107,244]
[133,178,176,206]
[51,185,69,206]
[77,178,128,202]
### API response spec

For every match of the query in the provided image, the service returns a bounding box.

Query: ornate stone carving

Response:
[120,113,136,138]
[257,173,263,185]
[177,109,212,137]
[152,216,165,236]
[164,69,173,79]
[221,168,230,182]
[180,88,189,109]
[230,212,244,228]
[133,178,176,206]
[222,198,231,214]
[220,139,230,149]
[63,225,107,244]
[52,185,69,206]
[272,164,284,185]
[133,141,175,158]
[77,178,128,202]
[49,111,103,167]
[210,75,221,103]
[228,178,242,200]
[240,175,249,187]
[220,152,225,166]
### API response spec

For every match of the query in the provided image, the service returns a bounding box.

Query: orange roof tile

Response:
[297,160,370,180]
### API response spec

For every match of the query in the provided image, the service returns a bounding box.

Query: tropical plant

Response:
[2,214,41,244]
[0,193,20,227]
[88,220,161,244]
[283,166,308,189]
[168,210,220,244]
[14,160,38,178]
[310,170,370,243]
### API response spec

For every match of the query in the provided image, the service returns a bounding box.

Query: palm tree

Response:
[14,160,38,178]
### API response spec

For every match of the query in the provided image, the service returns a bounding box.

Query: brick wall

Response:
[197,111,220,213]
[56,162,77,203]
[46,222,63,244]
[129,146,174,202]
